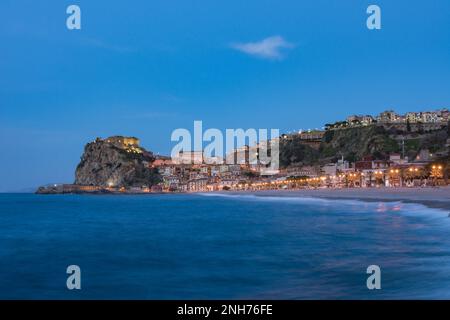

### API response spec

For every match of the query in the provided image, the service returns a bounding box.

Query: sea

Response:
[1,192,450,299]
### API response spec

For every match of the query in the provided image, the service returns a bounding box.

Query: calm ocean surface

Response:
[1,193,450,299]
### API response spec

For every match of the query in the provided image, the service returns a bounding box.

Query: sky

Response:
[0,0,450,191]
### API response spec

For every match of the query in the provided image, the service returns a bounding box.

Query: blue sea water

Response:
[1,193,450,299]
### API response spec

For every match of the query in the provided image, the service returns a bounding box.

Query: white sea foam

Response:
[197,192,450,221]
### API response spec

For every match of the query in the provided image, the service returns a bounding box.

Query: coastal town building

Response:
[104,136,140,148]
[226,145,252,165]
[325,108,449,132]
[152,158,173,167]
[286,166,320,178]
[94,136,144,154]
[406,112,420,123]
[377,110,399,123]
[163,175,180,190]
[51,106,448,195]
[389,153,408,165]
[173,151,204,164]
[415,149,433,162]
[156,108,446,190]
[188,178,208,192]
[346,115,374,126]
[299,130,325,140]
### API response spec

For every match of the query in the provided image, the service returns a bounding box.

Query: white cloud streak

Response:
[230,36,294,60]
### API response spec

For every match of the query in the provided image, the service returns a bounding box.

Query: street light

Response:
[431,164,444,184]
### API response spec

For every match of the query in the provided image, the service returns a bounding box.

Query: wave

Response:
[199,192,378,205]
[198,192,450,219]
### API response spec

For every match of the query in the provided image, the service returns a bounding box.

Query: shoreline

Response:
[217,187,450,211]
[24,185,450,211]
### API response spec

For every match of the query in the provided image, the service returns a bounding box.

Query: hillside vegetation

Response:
[279,125,450,168]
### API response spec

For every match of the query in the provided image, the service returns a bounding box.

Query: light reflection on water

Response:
[0,193,450,299]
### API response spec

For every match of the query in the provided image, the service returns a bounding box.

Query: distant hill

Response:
[280,125,450,167]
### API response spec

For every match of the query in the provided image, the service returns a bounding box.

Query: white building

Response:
[377,110,398,123]
[173,151,203,164]
[421,112,439,123]
[322,163,337,176]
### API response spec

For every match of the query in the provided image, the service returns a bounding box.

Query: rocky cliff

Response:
[280,125,450,167]
[74,136,161,187]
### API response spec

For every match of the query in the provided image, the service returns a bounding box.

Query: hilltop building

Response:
[103,136,140,148]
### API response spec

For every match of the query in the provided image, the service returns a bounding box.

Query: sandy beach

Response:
[225,186,450,211]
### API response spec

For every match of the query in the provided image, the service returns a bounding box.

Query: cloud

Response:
[81,38,136,53]
[230,36,294,60]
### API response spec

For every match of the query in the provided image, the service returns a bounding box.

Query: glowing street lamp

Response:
[431,164,443,179]
[388,168,403,187]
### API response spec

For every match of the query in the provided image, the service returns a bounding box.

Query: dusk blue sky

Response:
[1,0,450,191]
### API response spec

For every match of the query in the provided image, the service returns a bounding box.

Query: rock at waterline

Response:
[74,136,161,188]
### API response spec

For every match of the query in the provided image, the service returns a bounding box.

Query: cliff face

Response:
[320,125,449,161]
[74,137,161,187]
[280,125,450,168]
[318,126,399,162]
[279,136,320,168]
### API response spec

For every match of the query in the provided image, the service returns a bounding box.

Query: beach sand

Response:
[225,186,450,211]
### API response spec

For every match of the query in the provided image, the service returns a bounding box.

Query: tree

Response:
[345,152,357,163]
[323,130,334,143]
[406,119,411,132]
